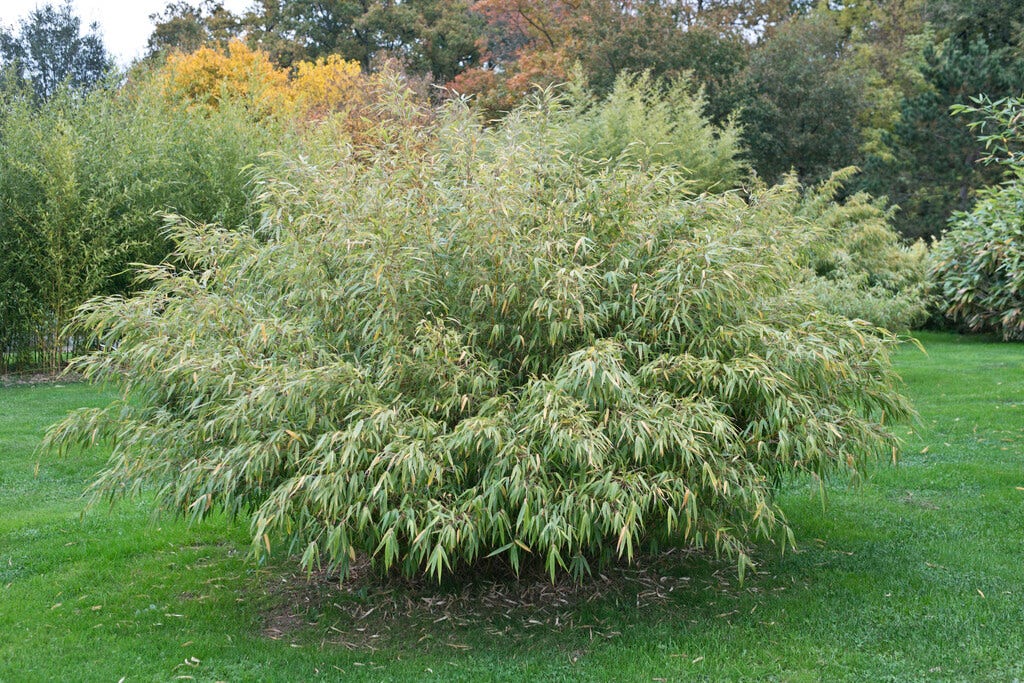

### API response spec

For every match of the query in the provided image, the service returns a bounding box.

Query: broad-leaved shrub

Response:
[932,181,1024,339]
[933,96,1024,339]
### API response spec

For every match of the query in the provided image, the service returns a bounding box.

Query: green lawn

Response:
[1,332,1022,681]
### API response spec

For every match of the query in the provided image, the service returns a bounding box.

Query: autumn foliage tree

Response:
[452,0,776,117]
[158,40,364,119]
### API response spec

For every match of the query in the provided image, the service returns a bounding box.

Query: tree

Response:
[358,0,484,83]
[156,40,367,121]
[851,0,1024,240]
[456,0,754,118]
[240,0,378,67]
[146,1,244,56]
[158,40,291,113]
[573,4,749,107]
[833,0,928,159]
[148,1,484,82]
[859,38,1017,241]
[0,2,111,101]
[925,0,1024,49]
[736,10,867,185]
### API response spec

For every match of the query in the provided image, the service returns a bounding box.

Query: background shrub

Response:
[797,169,932,331]
[932,180,1024,339]
[932,96,1024,340]
[47,88,913,582]
[560,72,744,193]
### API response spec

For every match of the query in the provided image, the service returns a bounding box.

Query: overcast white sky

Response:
[0,0,253,65]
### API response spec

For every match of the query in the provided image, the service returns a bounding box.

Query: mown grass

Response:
[1,332,1021,681]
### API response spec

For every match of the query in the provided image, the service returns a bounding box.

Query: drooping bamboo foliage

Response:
[46,85,913,582]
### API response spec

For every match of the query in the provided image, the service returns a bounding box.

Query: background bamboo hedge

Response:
[46,81,914,582]
[0,45,371,374]
[0,74,283,373]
